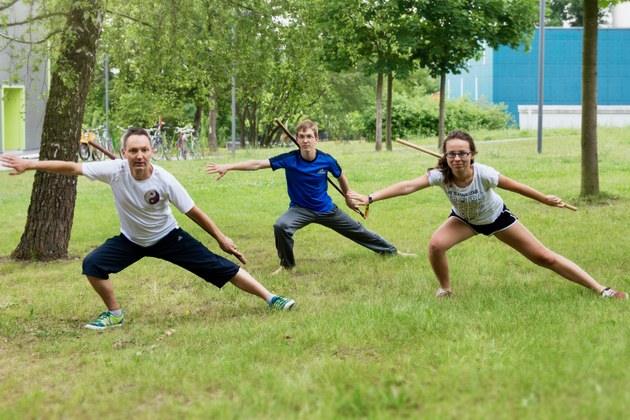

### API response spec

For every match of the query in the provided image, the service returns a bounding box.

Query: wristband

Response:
[368,194,374,204]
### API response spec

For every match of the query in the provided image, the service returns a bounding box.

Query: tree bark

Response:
[193,104,202,138]
[12,0,105,261]
[208,90,218,153]
[580,0,599,197]
[375,72,383,152]
[386,72,393,151]
[438,72,447,148]
[238,109,246,149]
[246,102,257,147]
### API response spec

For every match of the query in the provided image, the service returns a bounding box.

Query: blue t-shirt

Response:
[269,150,342,212]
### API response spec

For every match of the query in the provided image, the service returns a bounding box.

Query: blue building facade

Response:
[446,28,630,126]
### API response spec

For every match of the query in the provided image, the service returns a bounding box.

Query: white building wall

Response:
[0,1,48,152]
[612,2,630,28]
[518,105,630,129]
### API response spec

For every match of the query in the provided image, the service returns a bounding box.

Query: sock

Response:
[266,295,277,305]
[110,309,123,317]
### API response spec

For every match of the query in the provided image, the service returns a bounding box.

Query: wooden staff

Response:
[88,140,116,160]
[559,202,578,211]
[395,138,577,211]
[274,118,367,219]
[395,138,441,158]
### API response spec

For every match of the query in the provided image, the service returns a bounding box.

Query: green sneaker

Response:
[269,296,296,311]
[84,311,124,330]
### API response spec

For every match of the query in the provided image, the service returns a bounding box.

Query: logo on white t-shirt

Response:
[144,190,160,205]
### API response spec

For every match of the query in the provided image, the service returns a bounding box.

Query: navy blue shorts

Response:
[450,205,518,236]
[82,228,240,287]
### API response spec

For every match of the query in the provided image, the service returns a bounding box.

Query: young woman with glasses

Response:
[348,130,627,300]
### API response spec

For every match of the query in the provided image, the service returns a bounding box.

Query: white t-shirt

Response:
[82,160,195,246]
[427,163,504,225]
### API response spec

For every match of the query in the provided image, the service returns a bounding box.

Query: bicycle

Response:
[78,128,102,161]
[148,123,170,161]
[188,131,204,159]
[95,125,115,158]
[173,126,195,160]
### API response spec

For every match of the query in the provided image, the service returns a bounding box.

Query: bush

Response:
[360,95,513,140]
[446,97,513,132]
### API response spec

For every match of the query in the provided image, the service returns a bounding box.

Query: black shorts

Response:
[82,228,240,287]
[450,205,518,236]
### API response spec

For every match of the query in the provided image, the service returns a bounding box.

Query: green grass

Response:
[1,128,629,419]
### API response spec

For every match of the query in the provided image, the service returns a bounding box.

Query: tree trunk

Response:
[375,72,383,152]
[581,0,599,197]
[438,72,447,148]
[246,102,256,148]
[12,0,104,261]
[193,104,202,138]
[386,72,393,151]
[208,90,218,152]
[238,111,246,149]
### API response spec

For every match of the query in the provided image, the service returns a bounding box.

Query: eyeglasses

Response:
[445,151,471,159]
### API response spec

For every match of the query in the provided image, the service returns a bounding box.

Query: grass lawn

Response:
[1,128,628,418]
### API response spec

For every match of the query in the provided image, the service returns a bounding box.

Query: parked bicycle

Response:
[148,123,170,160]
[173,126,194,160]
[96,125,115,157]
[78,126,115,161]
[78,128,102,161]
[189,131,204,159]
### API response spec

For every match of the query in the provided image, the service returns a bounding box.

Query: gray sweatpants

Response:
[273,205,397,268]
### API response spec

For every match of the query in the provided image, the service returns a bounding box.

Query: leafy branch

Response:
[105,9,154,29]
[0,28,62,44]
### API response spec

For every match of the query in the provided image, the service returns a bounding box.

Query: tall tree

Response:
[100,1,219,133]
[407,0,538,147]
[97,0,328,148]
[314,0,413,151]
[2,0,105,260]
[547,0,609,27]
[579,0,620,197]
[581,0,599,197]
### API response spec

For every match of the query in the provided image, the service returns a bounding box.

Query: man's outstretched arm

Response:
[206,159,271,180]
[185,205,247,265]
[0,155,83,176]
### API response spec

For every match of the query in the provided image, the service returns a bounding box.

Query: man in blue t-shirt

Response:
[207,119,408,274]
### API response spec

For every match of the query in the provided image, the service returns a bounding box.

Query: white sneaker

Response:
[435,288,452,299]
[601,287,628,300]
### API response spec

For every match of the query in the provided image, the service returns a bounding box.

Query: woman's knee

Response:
[527,249,557,267]
[428,236,449,257]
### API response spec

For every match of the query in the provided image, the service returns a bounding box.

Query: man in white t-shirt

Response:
[0,127,295,330]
